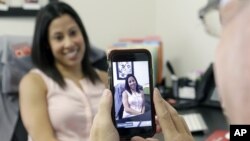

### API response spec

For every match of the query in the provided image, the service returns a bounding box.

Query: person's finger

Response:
[179,116,192,135]
[131,136,159,141]
[155,116,162,133]
[153,88,177,135]
[145,138,159,141]
[154,88,187,133]
[156,124,162,133]
[171,114,187,133]
[131,136,146,141]
[97,89,113,116]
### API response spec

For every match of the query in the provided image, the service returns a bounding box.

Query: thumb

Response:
[131,136,159,141]
[131,136,146,141]
[153,88,176,135]
[98,89,113,116]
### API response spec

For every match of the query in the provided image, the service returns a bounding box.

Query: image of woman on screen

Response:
[122,74,145,118]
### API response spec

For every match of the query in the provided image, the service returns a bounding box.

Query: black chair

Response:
[11,114,27,141]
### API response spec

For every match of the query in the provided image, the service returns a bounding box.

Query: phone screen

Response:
[109,49,155,138]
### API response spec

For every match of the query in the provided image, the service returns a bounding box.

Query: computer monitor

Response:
[203,87,221,108]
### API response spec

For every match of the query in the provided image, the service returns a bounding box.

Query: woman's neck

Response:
[56,63,83,80]
[131,89,137,93]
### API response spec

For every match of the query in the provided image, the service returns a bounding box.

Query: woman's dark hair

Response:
[124,74,140,95]
[32,1,100,88]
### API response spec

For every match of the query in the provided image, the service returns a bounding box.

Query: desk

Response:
[153,106,229,141]
[117,111,151,122]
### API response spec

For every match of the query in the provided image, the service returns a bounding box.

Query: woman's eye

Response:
[54,35,63,41]
[69,29,78,37]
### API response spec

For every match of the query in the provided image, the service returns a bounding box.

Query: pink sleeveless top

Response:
[28,69,105,141]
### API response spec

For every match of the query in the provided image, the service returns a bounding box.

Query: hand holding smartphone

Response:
[108,48,156,139]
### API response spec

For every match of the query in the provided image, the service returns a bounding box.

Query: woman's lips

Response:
[65,49,78,59]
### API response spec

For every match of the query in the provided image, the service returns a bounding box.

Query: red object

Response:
[12,43,31,58]
[205,130,229,141]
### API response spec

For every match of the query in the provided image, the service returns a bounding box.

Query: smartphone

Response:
[108,48,156,139]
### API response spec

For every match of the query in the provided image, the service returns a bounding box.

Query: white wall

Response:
[112,61,149,87]
[62,0,156,49]
[0,0,219,83]
[0,0,156,46]
[155,0,219,80]
[0,18,35,36]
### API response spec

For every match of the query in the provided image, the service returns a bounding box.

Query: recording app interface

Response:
[112,60,152,128]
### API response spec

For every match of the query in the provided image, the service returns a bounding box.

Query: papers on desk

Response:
[179,86,196,99]
[181,113,208,133]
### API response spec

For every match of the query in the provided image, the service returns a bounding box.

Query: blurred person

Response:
[19,1,107,141]
[215,0,250,124]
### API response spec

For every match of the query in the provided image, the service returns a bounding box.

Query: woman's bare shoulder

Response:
[20,72,44,84]
[122,90,129,95]
[19,72,47,94]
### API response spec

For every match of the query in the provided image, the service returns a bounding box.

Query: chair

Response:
[0,35,31,141]
[114,83,125,120]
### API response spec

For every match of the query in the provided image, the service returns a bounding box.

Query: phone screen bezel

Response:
[108,49,156,139]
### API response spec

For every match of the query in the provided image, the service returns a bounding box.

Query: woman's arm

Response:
[19,73,58,141]
[122,91,141,115]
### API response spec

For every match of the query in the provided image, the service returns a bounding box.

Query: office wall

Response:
[0,0,219,82]
[156,0,219,81]
[112,61,149,87]
[0,0,156,49]
[63,0,156,50]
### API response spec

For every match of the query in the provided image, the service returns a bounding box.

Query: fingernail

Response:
[154,88,161,99]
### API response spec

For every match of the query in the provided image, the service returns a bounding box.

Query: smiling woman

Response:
[19,1,108,141]
[122,74,145,118]
[48,14,85,73]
